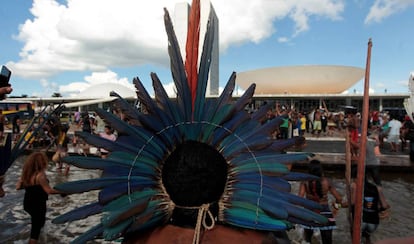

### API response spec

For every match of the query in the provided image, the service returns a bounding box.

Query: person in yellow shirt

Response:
[299,112,307,136]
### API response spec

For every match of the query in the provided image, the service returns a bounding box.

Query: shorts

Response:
[313,121,322,131]
[387,134,400,143]
[362,222,378,235]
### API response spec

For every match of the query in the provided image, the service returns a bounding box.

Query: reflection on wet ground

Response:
[0,156,108,244]
[288,170,414,243]
[1,156,413,243]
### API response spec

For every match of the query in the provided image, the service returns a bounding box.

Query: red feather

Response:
[185,0,200,116]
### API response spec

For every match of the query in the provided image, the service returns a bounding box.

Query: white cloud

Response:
[34,78,59,97]
[213,0,344,48]
[59,70,134,97]
[8,0,346,84]
[365,0,414,24]
[277,37,289,43]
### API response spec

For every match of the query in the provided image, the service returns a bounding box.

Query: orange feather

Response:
[185,0,200,116]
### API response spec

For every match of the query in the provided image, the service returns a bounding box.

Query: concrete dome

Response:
[236,65,365,94]
[77,82,136,98]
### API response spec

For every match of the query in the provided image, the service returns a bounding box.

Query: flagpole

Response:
[352,38,372,244]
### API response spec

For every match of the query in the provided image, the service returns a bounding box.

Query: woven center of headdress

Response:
[162,140,228,207]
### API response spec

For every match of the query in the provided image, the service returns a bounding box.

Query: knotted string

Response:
[174,203,215,244]
[193,203,215,244]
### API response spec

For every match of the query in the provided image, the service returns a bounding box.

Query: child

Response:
[16,152,65,244]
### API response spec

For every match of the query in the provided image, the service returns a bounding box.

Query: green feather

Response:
[223,202,289,231]
[201,104,233,142]
[230,161,289,175]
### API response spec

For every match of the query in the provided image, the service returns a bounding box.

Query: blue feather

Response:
[151,73,182,121]
[106,92,141,122]
[280,172,319,181]
[103,191,157,227]
[229,190,327,224]
[231,173,291,192]
[205,110,251,144]
[230,152,310,166]
[100,166,157,178]
[52,202,103,224]
[98,183,161,204]
[200,104,234,141]
[232,83,255,112]
[125,200,169,233]
[222,116,283,151]
[250,103,272,122]
[163,8,191,121]
[151,72,185,140]
[221,135,274,158]
[215,117,263,151]
[213,120,260,150]
[136,113,176,147]
[106,151,159,168]
[62,156,157,175]
[253,115,284,136]
[222,203,289,231]
[204,73,236,122]
[193,10,215,122]
[231,183,323,211]
[269,137,305,152]
[75,131,143,155]
[229,192,289,220]
[230,162,289,175]
[87,110,167,154]
[70,223,104,244]
[54,176,155,194]
[133,76,158,114]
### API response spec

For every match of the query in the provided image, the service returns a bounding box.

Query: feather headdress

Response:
[54,1,327,243]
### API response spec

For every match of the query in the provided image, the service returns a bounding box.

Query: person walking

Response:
[16,152,65,244]
[299,159,345,244]
[387,115,402,152]
[351,168,389,244]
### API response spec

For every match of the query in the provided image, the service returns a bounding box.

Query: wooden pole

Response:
[345,129,353,231]
[352,38,372,244]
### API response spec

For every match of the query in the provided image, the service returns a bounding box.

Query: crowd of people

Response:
[0,83,411,243]
[261,102,357,139]
[260,101,414,158]
[258,101,401,243]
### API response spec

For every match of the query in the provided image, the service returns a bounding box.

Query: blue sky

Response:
[1,0,413,97]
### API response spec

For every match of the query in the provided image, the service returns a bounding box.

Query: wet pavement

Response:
[1,155,414,243]
[0,156,108,244]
